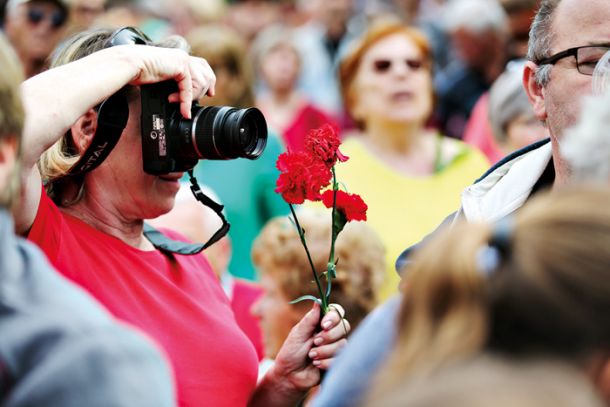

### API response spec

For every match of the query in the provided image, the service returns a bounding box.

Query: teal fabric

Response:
[189,132,289,281]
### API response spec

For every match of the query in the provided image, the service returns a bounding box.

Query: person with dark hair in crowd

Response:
[2,0,68,78]
[434,0,509,140]
[0,31,175,407]
[500,0,539,61]
[462,0,541,163]
[17,27,349,406]
[313,0,610,405]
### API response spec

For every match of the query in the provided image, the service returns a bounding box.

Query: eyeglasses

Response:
[372,58,428,74]
[537,45,610,75]
[26,7,66,29]
[105,27,151,48]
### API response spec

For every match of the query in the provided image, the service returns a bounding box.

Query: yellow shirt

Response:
[335,136,489,300]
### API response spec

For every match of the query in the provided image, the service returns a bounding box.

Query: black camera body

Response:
[140,81,267,175]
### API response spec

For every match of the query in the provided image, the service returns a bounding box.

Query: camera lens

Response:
[191,106,267,160]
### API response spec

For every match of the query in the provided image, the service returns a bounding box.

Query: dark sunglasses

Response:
[27,7,66,29]
[105,27,152,48]
[372,58,427,73]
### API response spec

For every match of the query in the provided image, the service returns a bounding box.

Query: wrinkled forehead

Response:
[550,0,610,52]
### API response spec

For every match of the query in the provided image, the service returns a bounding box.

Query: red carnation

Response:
[321,189,368,222]
[276,151,332,204]
[304,124,348,168]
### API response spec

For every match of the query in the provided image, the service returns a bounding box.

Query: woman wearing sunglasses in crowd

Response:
[337,20,489,300]
[2,0,68,78]
[16,27,350,407]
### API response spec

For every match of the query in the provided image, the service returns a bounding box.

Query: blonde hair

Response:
[366,354,604,407]
[39,28,188,205]
[252,207,386,329]
[0,33,24,209]
[372,185,610,395]
[38,28,115,204]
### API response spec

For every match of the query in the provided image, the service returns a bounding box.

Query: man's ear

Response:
[523,61,548,121]
[70,109,98,153]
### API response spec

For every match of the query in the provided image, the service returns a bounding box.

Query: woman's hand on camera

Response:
[127,45,216,119]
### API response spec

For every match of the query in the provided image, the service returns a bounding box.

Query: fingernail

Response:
[322,320,332,329]
[312,360,321,366]
[309,350,318,359]
[314,336,323,346]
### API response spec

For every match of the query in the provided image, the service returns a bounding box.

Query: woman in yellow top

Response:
[337,21,489,299]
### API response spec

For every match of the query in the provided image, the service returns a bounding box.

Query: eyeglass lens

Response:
[577,46,610,75]
[27,7,66,28]
[373,58,425,73]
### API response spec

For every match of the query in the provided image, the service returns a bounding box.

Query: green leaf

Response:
[332,210,348,242]
[289,295,322,305]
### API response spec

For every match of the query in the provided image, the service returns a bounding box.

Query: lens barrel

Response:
[191,106,267,160]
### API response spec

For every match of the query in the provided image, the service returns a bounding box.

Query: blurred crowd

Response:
[1,0,543,285]
[3,0,610,405]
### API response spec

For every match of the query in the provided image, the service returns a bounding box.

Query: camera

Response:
[140,80,267,174]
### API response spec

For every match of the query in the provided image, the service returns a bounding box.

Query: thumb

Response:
[290,301,321,341]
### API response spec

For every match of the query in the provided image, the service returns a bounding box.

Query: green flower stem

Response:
[326,167,338,300]
[289,203,329,313]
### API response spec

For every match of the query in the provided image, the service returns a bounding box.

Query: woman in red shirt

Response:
[18,27,349,407]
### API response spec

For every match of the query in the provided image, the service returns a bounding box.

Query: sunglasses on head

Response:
[26,7,66,29]
[105,27,152,48]
[372,58,427,73]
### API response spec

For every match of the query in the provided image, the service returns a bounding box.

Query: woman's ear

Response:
[70,109,98,154]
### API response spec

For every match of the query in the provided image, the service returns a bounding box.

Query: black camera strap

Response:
[67,91,128,175]
[143,171,231,255]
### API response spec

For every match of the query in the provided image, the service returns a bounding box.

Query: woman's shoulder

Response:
[436,134,490,173]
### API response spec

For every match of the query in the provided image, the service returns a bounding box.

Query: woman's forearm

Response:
[19,45,141,166]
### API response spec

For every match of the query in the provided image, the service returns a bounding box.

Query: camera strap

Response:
[143,171,231,255]
[67,91,128,175]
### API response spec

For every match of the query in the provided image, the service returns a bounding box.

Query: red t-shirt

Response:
[231,279,264,361]
[28,188,258,407]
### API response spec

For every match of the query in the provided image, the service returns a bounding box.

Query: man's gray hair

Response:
[527,0,561,86]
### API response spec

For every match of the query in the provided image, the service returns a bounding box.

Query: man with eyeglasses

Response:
[2,0,67,78]
[312,0,610,406]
